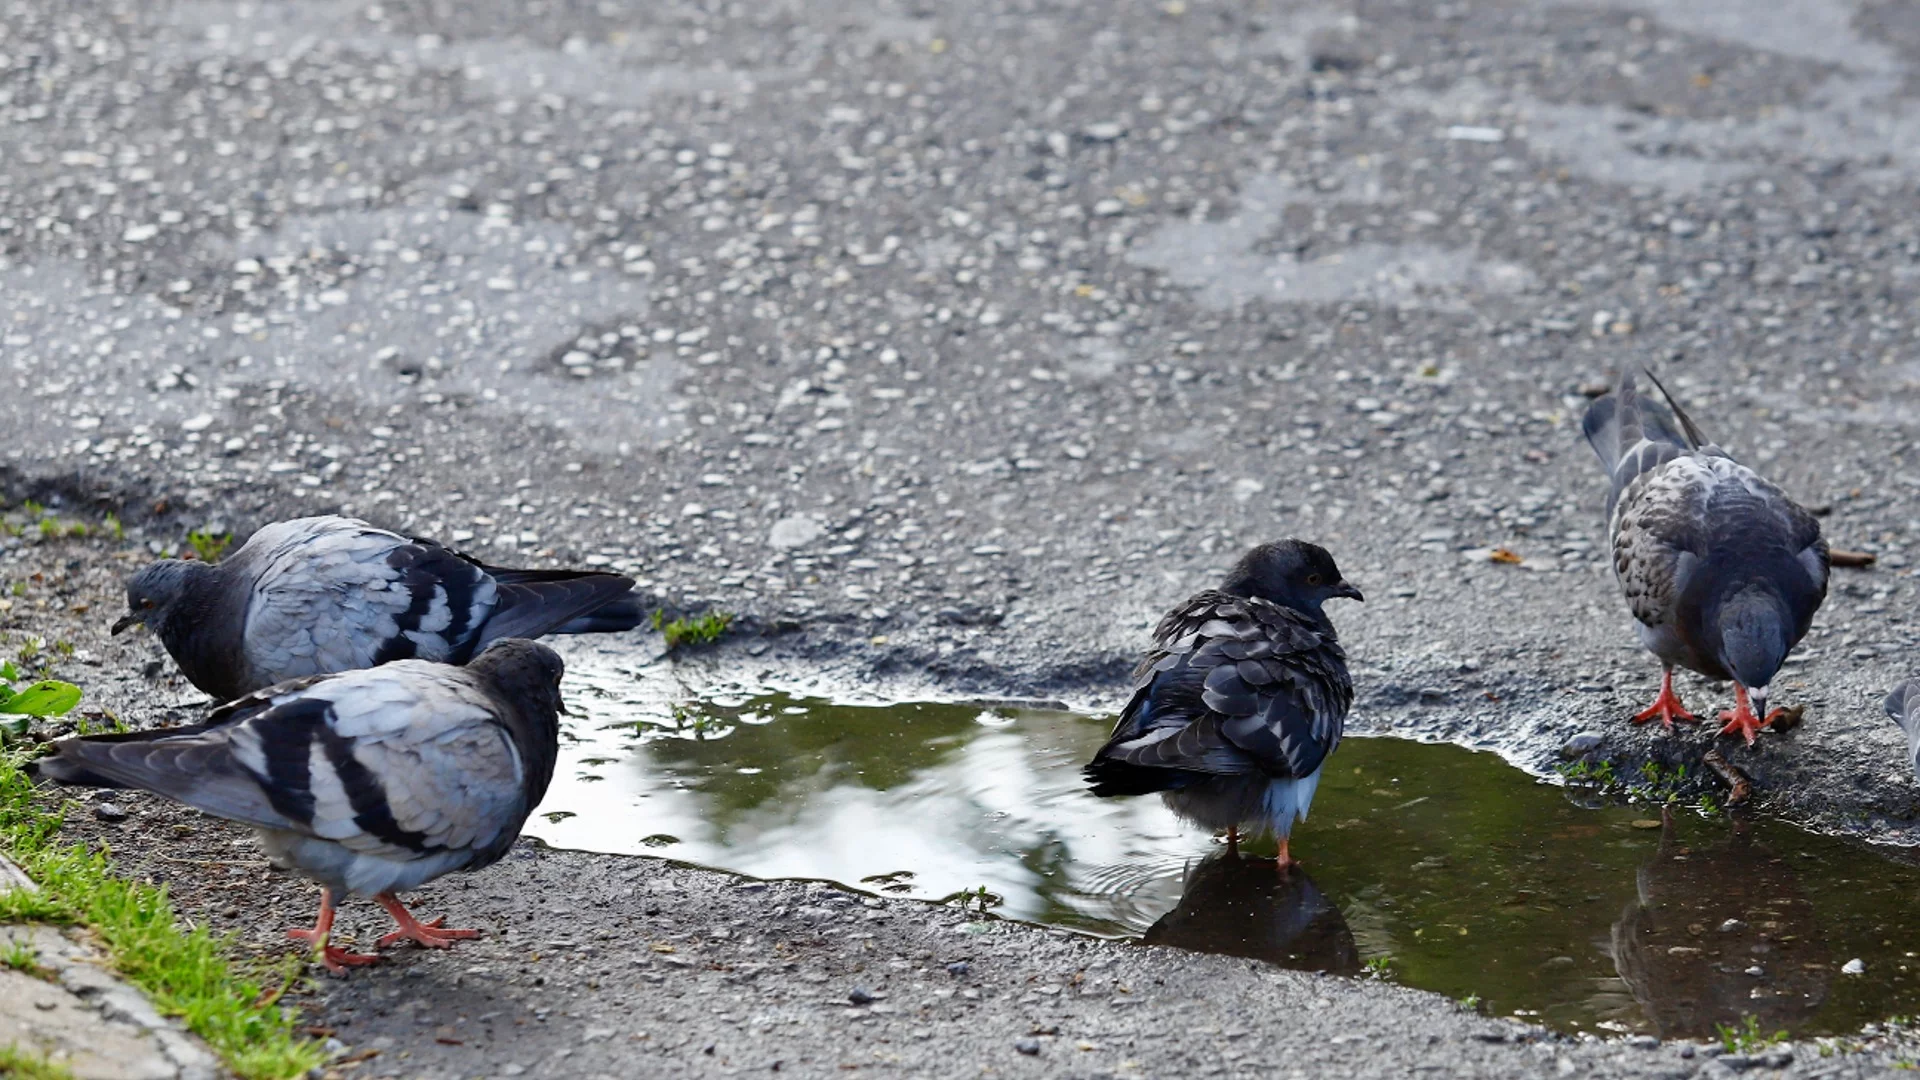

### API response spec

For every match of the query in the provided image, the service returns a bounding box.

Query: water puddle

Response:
[530,656,1920,1039]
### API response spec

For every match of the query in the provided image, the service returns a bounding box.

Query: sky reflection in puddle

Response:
[527,654,1920,1037]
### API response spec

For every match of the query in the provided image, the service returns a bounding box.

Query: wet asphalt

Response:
[6,0,1920,1074]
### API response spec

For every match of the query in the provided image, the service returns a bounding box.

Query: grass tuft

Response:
[651,609,734,650]
[1717,1014,1787,1055]
[0,752,323,1078]
[186,530,233,564]
[0,1043,78,1080]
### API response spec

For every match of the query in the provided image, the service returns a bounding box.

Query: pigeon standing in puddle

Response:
[33,639,564,974]
[112,515,640,700]
[1083,540,1362,869]
[1581,370,1828,743]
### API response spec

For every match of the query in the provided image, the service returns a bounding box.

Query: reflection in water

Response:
[1143,853,1360,974]
[1611,814,1832,1039]
[528,647,1920,1038]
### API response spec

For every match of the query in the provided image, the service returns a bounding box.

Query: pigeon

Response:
[1883,681,1920,778]
[1084,540,1362,869]
[112,515,641,700]
[34,639,564,974]
[1582,370,1829,744]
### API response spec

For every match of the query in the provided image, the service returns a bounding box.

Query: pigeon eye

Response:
[1306,573,1323,586]
[141,599,156,609]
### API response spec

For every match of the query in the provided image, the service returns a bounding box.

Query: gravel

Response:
[6,0,1920,1074]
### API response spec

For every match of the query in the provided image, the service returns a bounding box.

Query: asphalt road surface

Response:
[6,0,1920,1075]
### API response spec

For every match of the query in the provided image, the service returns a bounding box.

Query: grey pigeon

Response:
[1582,370,1828,743]
[34,639,564,974]
[1084,540,1362,869]
[113,515,640,700]
[1884,681,1920,778]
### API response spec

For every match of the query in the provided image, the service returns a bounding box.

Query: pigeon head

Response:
[1713,587,1792,714]
[1219,540,1364,618]
[469,638,568,721]
[113,559,218,637]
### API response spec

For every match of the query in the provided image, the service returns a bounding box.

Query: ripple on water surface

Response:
[530,652,1920,1038]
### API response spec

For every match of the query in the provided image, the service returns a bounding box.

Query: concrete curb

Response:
[0,853,222,1080]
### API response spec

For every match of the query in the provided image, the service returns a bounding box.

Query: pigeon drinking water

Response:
[112,515,641,700]
[33,639,564,974]
[1083,540,1362,869]
[1581,370,1829,743]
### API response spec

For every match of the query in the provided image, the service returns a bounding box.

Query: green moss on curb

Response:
[0,753,324,1079]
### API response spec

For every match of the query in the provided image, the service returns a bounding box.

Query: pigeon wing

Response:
[267,664,530,867]
[1092,593,1351,781]
[241,518,499,685]
[1610,458,1715,633]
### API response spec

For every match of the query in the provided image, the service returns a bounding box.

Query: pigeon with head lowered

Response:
[1582,370,1829,743]
[113,515,640,700]
[34,639,564,974]
[1084,540,1362,869]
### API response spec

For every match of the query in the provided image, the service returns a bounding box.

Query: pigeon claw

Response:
[374,893,482,951]
[286,888,380,975]
[1630,672,1697,729]
[1715,686,1778,746]
[1273,837,1296,875]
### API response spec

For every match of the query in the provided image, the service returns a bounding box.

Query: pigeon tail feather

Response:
[549,592,645,635]
[1886,680,1919,728]
[33,733,294,831]
[1640,366,1710,450]
[477,574,638,647]
[1082,758,1199,798]
[1584,370,1695,471]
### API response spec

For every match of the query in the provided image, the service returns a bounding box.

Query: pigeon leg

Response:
[1631,670,1698,728]
[285,888,380,975]
[374,893,483,950]
[1224,826,1240,851]
[1274,837,1294,873]
[1716,684,1781,745]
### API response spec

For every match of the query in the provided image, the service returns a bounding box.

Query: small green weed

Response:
[667,703,728,739]
[1459,993,1482,1012]
[1364,955,1395,980]
[0,1044,78,1080]
[1716,1014,1787,1055]
[187,530,232,563]
[102,514,124,541]
[938,885,1004,913]
[1,938,54,980]
[1557,759,1617,788]
[0,662,81,740]
[651,609,734,650]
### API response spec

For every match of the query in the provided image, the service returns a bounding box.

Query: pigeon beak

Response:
[1331,581,1365,603]
[110,613,140,635]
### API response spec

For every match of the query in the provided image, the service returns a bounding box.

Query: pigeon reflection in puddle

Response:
[1610,812,1831,1039]
[1142,851,1360,975]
